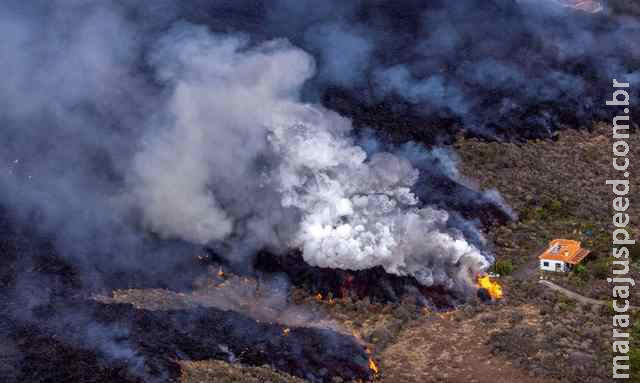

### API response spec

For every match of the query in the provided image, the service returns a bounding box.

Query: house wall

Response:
[540,259,569,272]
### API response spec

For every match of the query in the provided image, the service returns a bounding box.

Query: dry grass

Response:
[180,360,305,383]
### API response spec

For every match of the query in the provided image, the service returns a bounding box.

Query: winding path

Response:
[539,280,604,305]
[539,279,638,309]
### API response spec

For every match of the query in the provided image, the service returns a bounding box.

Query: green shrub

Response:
[632,322,640,348]
[629,348,640,383]
[520,205,548,222]
[558,298,576,312]
[571,264,588,284]
[547,199,563,213]
[493,260,514,276]
[521,199,566,222]
[589,257,611,280]
[624,313,640,382]
[533,207,548,220]
[573,264,587,276]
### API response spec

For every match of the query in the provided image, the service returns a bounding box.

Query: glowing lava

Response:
[477,274,503,300]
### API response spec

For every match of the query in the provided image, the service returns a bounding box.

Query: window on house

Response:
[543,261,549,267]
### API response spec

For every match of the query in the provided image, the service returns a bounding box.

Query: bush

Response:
[547,198,563,213]
[589,257,611,280]
[558,297,576,312]
[573,264,587,276]
[493,260,514,276]
[629,316,640,382]
[571,264,588,284]
[520,205,548,222]
[629,348,640,383]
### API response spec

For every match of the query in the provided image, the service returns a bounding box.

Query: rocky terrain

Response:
[93,122,636,383]
[2,122,636,383]
[458,122,639,304]
[1,1,638,381]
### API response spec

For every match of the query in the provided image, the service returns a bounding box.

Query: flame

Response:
[217,267,225,278]
[476,274,503,300]
[314,292,336,304]
[369,357,379,375]
[282,328,290,337]
[366,348,380,376]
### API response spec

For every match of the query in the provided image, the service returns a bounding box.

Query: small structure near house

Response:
[539,239,590,272]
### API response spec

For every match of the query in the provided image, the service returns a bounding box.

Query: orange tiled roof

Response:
[539,239,590,265]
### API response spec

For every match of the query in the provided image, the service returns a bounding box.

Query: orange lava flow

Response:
[477,274,503,300]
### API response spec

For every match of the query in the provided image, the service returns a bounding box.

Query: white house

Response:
[539,239,590,272]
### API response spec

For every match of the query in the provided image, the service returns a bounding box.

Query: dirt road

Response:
[539,279,638,309]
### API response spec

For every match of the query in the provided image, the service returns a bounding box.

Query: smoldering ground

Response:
[1,0,514,296]
[154,0,639,138]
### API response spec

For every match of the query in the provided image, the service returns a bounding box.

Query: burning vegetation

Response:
[0,0,637,382]
[476,274,504,301]
[368,356,380,377]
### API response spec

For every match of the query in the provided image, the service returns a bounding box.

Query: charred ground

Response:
[1,122,636,382]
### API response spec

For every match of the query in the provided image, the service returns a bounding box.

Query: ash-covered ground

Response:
[2,123,636,383]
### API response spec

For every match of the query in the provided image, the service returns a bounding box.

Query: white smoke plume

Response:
[132,24,491,289]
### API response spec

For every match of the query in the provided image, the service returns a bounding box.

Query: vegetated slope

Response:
[454,123,638,382]
[458,122,638,301]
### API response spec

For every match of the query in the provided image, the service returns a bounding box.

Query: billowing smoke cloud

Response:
[257,0,639,139]
[3,0,636,297]
[270,111,490,287]
[0,1,157,274]
[4,0,637,379]
[131,24,490,288]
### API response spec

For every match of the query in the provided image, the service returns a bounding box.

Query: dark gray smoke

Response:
[129,23,492,289]
[1,0,636,378]
[0,0,635,340]
[0,0,524,292]
[239,0,639,139]
[0,1,152,270]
